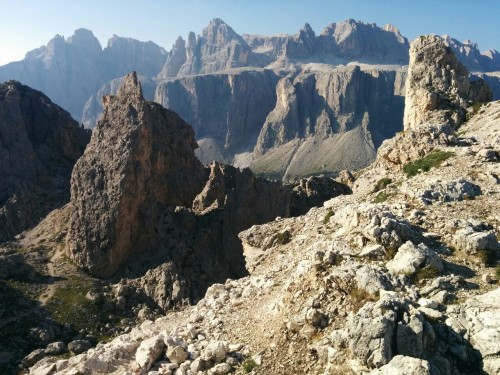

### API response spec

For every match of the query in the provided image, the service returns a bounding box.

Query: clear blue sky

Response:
[1,0,499,65]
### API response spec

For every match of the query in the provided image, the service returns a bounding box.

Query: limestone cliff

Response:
[173,18,254,77]
[155,70,279,164]
[0,81,89,241]
[251,66,405,180]
[68,72,206,278]
[403,35,491,130]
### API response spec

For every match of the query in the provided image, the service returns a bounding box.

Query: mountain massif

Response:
[0,18,500,375]
[2,19,499,180]
[0,33,498,375]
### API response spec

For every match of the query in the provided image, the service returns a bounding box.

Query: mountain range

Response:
[1,19,499,181]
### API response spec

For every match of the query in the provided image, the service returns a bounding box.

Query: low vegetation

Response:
[412,267,440,284]
[45,276,108,337]
[323,210,334,225]
[477,249,497,267]
[372,191,391,203]
[403,150,454,177]
[466,102,486,121]
[373,177,393,192]
[242,358,258,373]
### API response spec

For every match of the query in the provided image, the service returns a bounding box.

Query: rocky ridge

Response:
[24,36,500,375]
[0,80,89,241]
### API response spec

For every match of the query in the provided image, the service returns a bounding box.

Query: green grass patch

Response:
[372,191,391,203]
[45,276,107,336]
[403,151,454,177]
[242,358,258,373]
[373,178,393,192]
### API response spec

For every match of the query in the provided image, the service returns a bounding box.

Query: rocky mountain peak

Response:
[403,34,492,130]
[203,18,244,45]
[68,71,206,277]
[66,28,102,55]
[115,70,143,105]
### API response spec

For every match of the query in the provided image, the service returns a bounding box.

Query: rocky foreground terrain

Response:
[0,35,499,375]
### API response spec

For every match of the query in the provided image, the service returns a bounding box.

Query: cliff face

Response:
[251,66,406,180]
[155,70,280,163]
[0,81,89,241]
[68,72,206,278]
[403,35,492,130]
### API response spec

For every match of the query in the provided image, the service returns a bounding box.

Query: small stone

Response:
[166,345,188,364]
[418,298,438,309]
[211,362,232,374]
[67,339,91,355]
[418,307,444,321]
[44,341,66,356]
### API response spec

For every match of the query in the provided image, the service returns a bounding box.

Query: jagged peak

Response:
[114,71,143,105]
[299,23,315,38]
[202,18,244,45]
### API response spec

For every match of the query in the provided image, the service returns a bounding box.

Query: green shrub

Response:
[242,358,258,373]
[373,178,393,192]
[372,191,391,203]
[403,151,454,177]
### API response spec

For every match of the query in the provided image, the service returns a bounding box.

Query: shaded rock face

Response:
[68,72,206,278]
[0,81,89,241]
[403,35,492,130]
[155,70,279,160]
[289,176,352,216]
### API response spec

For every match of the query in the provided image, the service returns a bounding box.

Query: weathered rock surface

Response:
[0,80,89,241]
[403,35,491,130]
[67,72,206,277]
[251,66,405,180]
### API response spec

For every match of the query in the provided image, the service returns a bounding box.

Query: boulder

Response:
[369,355,430,375]
[67,339,91,355]
[386,241,443,276]
[135,335,165,371]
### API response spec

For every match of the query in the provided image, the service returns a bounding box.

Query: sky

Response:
[1,0,499,65]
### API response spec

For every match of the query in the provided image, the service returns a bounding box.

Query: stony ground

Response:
[21,102,500,375]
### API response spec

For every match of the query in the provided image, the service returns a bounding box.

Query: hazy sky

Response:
[1,0,499,65]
